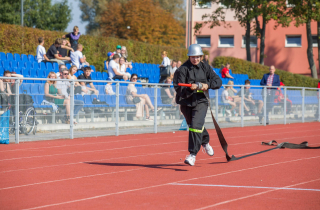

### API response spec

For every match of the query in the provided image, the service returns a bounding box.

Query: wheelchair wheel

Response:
[23,107,36,135]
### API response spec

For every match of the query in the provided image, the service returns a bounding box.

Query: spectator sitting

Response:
[159,51,170,83]
[169,60,177,78]
[177,60,182,69]
[274,82,292,114]
[222,85,237,116]
[36,37,49,63]
[57,39,70,59]
[203,54,209,66]
[56,64,67,77]
[56,68,84,120]
[67,65,83,95]
[226,80,248,116]
[62,26,81,56]
[120,46,132,69]
[260,65,280,124]
[221,63,234,79]
[119,57,131,79]
[161,77,175,105]
[237,80,263,116]
[43,72,71,123]
[70,44,89,71]
[108,54,128,81]
[126,74,160,120]
[46,38,74,65]
[105,79,115,95]
[105,52,113,70]
[78,66,99,95]
[113,45,122,57]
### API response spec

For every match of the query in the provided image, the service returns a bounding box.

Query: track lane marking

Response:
[194,178,320,210]
[22,155,320,210]
[170,183,320,192]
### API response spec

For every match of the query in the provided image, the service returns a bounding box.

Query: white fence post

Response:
[215,89,219,123]
[154,85,158,133]
[241,85,244,127]
[115,82,119,136]
[70,81,74,139]
[263,87,267,126]
[284,87,287,125]
[15,79,20,144]
[302,88,305,123]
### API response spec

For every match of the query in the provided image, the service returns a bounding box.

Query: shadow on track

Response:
[85,162,189,171]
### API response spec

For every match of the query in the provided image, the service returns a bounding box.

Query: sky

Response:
[52,0,88,34]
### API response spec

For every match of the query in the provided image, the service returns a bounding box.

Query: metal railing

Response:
[0,77,319,143]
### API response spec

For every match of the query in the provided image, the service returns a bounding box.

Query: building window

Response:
[285,35,301,47]
[242,36,257,48]
[219,0,228,8]
[195,0,211,9]
[312,35,318,47]
[196,36,211,47]
[219,36,234,48]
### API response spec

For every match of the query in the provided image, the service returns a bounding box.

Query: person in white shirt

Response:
[222,86,237,116]
[159,51,171,83]
[119,57,131,79]
[170,60,177,78]
[70,44,89,70]
[107,54,128,80]
[36,37,49,63]
[105,79,115,95]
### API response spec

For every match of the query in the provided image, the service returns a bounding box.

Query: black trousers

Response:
[181,102,209,156]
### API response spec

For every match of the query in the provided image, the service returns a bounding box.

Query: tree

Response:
[194,0,284,64]
[281,0,320,79]
[99,0,185,47]
[79,0,186,35]
[0,0,72,31]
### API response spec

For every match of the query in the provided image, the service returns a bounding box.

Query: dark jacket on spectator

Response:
[260,73,280,87]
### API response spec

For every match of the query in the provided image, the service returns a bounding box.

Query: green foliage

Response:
[0,0,72,31]
[213,56,319,88]
[0,23,188,72]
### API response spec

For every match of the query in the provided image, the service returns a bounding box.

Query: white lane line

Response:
[194,178,320,210]
[2,125,317,153]
[170,183,320,192]
[22,155,320,210]
[1,134,320,173]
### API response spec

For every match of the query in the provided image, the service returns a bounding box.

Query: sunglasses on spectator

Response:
[132,77,138,80]
[63,73,69,75]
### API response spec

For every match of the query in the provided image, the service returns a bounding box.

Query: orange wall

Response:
[263,20,319,77]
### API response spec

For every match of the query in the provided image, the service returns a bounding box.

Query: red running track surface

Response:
[0,122,319,210]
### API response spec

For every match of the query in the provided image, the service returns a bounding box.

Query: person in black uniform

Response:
[173,44,222,166]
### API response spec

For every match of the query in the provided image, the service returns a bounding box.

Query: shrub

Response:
[213,56,319,88]
[0,23,188,71]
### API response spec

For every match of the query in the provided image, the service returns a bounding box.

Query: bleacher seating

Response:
[1,51,319,113]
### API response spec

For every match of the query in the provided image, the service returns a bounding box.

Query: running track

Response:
[0,122,319,209]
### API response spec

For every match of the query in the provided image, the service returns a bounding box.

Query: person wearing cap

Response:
[173,44,222,166]
[274,82,292,114]
[105,52,114,70]
[113,45,122,57]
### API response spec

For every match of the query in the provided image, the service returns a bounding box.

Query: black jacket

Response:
[173,60,222,107]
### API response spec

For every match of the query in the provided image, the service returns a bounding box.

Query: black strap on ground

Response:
[262,140,320,149]
[204,91,320,162]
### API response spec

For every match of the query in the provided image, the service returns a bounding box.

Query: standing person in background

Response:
[221,63,234,79]
[159,51,171,83]
[260,65,280,124]
[173,44,222,166]
[63,26,81,56]
[36,37,49,63]
[114,45,122,57]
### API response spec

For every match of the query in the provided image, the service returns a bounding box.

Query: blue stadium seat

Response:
[102,72,108,80]
[31,62,40,70]
[13,53,21,62]
[28,55,35,62]
[6,53,13,61]
[52,63,59,71]
[13,68,22,74]
[90,65,96,71]
[0,52,6,61]
[40,62,47,70]
[1,60,10,70]
[31,84,40,95]
[66,63,71,69]
[20,54,28,62]
[46,62,53,72]
[83,95,94,108]
[9,61,17,69]
[96,72,102,80]
[20,84,32,94]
